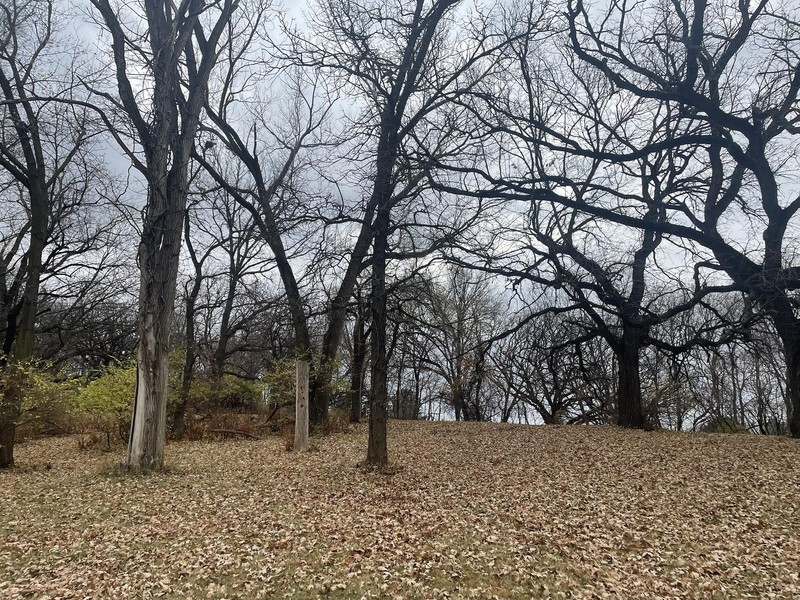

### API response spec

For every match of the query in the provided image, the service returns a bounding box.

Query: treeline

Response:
[1,0,798,469]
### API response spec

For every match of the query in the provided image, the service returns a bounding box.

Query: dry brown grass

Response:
[1,421,799,599]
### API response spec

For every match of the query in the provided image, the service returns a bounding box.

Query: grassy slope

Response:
[1,421,799,599]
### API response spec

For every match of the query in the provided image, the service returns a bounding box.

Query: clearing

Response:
[1,421,799,599]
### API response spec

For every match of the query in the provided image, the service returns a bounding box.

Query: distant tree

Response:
[415,267,502,421]
[195,47,339,429]
[490,312,614,425]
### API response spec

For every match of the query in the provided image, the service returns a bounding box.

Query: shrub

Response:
[75,361,136,442]
[261,358,297,409]
[5,362,80,437]
[325,408,352,434]
[702,416,750,434]
[190,375,264,413]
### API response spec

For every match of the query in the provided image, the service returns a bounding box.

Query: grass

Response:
[1,421,800,598]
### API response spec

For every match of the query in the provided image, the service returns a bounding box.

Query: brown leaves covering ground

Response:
[1,421,799,599]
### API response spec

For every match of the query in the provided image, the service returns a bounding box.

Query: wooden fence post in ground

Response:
[294,360,309,451]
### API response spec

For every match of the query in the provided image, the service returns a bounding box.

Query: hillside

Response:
[1,421,799,599]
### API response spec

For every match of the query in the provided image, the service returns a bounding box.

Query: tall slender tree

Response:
[293,0,544,466]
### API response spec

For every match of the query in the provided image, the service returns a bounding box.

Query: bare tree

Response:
[425,0,800,432]
[89,0,238,469]
[558,0,800,435]
[194,53,337,427]
[0,0,108,467]
[292,0,546,466]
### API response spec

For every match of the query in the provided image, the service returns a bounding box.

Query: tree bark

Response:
[90,0,238,470]
[786,353,800,437]
[367,202,390,468]
[0,363,25,468]
[127,195,182,469]
[773,316,800,437]
[616,327,645,429]
[349,298,367,423]
[0,180,48,469]
[0,418,14,469]
[0,38,51,466]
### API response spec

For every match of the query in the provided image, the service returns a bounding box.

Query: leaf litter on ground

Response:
[1,420,799,599]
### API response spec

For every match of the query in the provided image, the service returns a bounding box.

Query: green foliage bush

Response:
[6,363,81,436]
[4,351,273,443]
[75,361,136,441]
[261,358,297,408]
[189,375,264,412]
[74,351,267,438]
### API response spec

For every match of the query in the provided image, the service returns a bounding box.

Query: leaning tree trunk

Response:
[211,269,237,381]
[615,327,645,429]
[310,266,366,429]
[309,190,382,428]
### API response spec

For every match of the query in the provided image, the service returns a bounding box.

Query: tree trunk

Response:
[0,181,48,469]
[0,419,14,469]
[349,299,367,423]
[616,328,645,429]
[760,298,800,436]
[366,204,390,468]
[309,218,380,429]
[311,238,373,428]
[0,364,24,469]
[309,144,394,428]
[128,313,170,470]
[777,327,800,437]
[212,269,237,381]
[127,181,184,471]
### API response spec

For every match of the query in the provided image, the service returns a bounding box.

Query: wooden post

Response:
[294,360,309,451]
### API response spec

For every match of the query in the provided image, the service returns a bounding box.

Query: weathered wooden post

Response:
[294,360,309,451]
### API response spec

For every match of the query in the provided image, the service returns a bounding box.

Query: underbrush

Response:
[6,356,358,454]
[6,357,283,449]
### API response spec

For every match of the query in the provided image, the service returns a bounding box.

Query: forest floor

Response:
[1,421,799,599]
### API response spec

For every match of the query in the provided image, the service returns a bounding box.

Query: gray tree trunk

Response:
[294,360,309,451]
